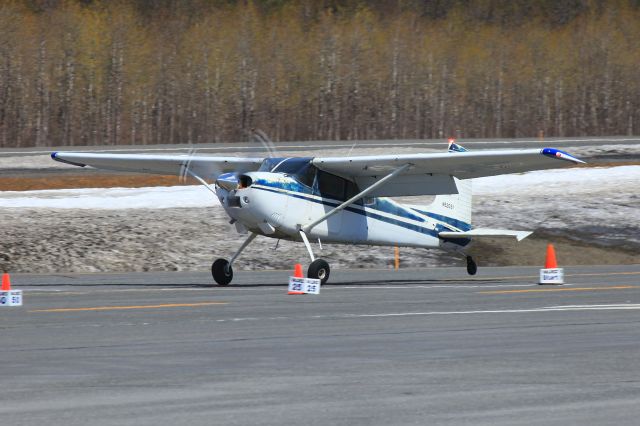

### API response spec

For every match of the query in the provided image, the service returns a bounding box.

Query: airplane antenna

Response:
[347,140,358,156]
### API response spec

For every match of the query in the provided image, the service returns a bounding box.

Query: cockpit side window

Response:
[316,170,361,202]
[317,170,345,200]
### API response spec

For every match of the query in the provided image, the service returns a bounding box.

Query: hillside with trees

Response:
[1,0,639,147]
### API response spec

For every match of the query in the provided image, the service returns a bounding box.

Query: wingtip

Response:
[541,148,585,164]
[50,152,87,167]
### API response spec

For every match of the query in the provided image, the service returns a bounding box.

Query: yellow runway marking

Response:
[479,286,635,295]
[30,301,228,313]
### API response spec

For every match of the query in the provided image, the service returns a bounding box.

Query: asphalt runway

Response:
[2,265,640,425]
[2,135,640,157]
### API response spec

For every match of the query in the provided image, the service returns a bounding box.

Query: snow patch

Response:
[0,165,639,209]
[0,185,219,209]
[473,165,640,195]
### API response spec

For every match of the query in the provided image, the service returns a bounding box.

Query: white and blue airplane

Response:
[51,141,584,285]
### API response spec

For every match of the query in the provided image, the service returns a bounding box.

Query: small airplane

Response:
[51,140,584,285]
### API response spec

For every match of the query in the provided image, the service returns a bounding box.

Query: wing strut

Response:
[300,163,411,234]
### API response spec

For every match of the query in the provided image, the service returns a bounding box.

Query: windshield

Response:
[258,157,316,187]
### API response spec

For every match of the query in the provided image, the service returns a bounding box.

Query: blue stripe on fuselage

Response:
[408,208,472,232]
[251,178,470,244]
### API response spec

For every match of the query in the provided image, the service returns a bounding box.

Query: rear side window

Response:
[345,180,359,199]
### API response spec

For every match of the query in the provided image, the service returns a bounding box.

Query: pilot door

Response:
[315,170,365,240]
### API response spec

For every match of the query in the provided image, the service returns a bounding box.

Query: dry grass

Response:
[0,174,196,191]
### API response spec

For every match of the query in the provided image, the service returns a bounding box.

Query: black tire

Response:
[466,256,477,276]
[308,259,330,284]
[212,258,233,285]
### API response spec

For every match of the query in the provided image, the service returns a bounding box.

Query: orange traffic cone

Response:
[539,244,564,285]
[545,244,558,269]
[1,272,11,291]
[288,263,305,295]
[294,264,304,278]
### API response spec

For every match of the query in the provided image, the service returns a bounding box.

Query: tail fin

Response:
[447,138,468,153]
[427,140,473,231]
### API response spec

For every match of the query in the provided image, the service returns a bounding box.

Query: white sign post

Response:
[288,277,321,295]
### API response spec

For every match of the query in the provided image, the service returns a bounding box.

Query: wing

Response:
[313,148,583,179]
[312,147,584,197]
[51,152,263,179]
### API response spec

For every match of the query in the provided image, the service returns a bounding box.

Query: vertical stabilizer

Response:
[425,140,473,230]
[428,178,472,230]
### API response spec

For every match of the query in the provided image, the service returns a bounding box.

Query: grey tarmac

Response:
[2,135,640,156]
[2,265,640,425]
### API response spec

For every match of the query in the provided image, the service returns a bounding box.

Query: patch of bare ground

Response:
[0,208,636,275]
[0,207,445,274]
[471,231,639,267]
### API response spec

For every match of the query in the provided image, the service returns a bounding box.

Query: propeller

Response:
[250,128,280,159]
[177,146,220,196]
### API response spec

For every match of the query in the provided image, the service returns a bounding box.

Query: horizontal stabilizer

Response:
[439,228,532,242]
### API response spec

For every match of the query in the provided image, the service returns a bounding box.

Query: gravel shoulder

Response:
[1,206,636,275]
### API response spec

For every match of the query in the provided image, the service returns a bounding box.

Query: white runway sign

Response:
[288,277,321,295]
[0,290,23,307]
[539,268,564,284]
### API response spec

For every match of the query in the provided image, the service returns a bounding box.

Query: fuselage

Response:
[215,158,471,252]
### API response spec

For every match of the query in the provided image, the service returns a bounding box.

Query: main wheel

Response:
[308,259,330,284]
[212,258,233,285]
[466,256,477,275]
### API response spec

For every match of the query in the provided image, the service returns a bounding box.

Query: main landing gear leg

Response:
[466,255,478,276]
[299,230,331,284]
[212,233,257,286]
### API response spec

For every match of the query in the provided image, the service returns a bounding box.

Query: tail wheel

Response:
[466,256,477,275]
[212,258,233,285]
[308,259,330,284]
